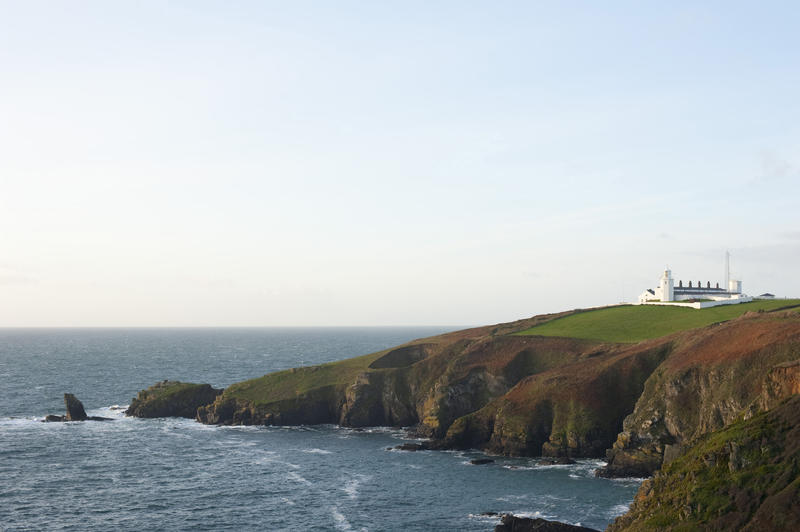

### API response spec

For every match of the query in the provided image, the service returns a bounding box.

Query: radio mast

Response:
[725,250,730,291]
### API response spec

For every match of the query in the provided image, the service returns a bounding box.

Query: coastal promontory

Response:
[129,299,800,530]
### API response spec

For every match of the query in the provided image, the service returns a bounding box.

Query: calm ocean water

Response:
[0,328,640,531]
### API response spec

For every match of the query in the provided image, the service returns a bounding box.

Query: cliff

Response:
[598,311,800,477]
[190,300,800,462]
[126,380,223,418]
[607,394,800,531]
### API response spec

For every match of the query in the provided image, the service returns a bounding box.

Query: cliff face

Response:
[441,341,671,457]
[194,331,602,442]
[126,381,223,419]
[133,304,800,464]
[608,394,800,531]
[598,312,800,477]
[193,309,618,448]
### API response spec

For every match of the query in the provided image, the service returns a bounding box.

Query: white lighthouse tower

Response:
[657,269,674,302]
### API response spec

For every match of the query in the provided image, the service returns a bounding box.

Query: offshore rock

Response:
[394,443,430,451]
[495,513,598,531]
[538,457,577,465]
[64,393,87,420]
[126,381,223,418]
[43,394,112,422]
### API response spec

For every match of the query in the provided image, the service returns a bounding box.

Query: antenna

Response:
[725,250,730,289]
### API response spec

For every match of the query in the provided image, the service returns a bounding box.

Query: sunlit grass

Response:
[515,299,800,343]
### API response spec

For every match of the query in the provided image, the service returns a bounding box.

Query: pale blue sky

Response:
[1,1,799,326]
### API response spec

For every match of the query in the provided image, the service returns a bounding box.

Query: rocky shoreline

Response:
[121,306,800,530]
[495,513,599,531]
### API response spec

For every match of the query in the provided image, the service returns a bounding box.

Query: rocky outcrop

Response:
[339,371,417,427]
[608,395,800,531]
[538,457,576,465]
[597,314,800,478]
[368,344,433,369]
[760,359,800,410]
[43,393,112,422]
[495,513,598,531]
[64,393,87,420]
[126,381,223,418]
[197,384,342,425]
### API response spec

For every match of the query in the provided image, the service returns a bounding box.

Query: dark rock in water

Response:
[538,457,577,465]
[594,448,661,479]
[126,380,223,418]
[64,393,87,421]
[495,513,599,531]
[395,442,429,451]
[42,394,112,422]
[470,458,495,465]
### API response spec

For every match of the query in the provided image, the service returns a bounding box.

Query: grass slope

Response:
[516,299,800,343]
[224,350,384,405]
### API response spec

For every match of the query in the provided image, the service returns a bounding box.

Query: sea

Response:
[0,328,642,531]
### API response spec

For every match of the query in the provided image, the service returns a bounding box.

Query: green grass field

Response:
[516,299,800,344]
[224,350,385,405]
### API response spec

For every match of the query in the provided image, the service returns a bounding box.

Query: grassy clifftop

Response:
[516,299,800,343]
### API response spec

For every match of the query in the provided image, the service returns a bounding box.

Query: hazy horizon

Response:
[2,1,799,326]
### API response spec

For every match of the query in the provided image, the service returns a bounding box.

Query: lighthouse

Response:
[658,269,674,302]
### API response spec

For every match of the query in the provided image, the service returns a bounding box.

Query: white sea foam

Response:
[330,507,353,531]
[608,503,631,517]
[89,406,128,419]
[609,476,648,483]
[512,510,546,519]
[302,448,332,455]
[343,481,359,499]
[340,473,370,500]
[467,513,504,524]
[286,471,311,485]
[253,451,281,466]
[496,495,530,502]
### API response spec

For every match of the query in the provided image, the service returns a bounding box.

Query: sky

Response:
[1,1,799,326]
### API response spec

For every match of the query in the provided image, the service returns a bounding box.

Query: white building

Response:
[638,269,752,309]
